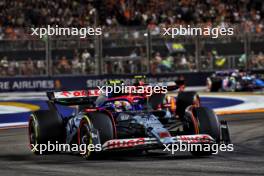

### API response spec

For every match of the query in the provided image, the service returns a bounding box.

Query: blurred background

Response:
[0,0,263,90]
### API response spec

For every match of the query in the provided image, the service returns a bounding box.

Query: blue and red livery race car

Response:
[28,82,231,159]
[207,70,264,92]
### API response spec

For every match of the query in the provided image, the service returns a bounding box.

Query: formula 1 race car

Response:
[207,70,264,92]
[28,83,231,159]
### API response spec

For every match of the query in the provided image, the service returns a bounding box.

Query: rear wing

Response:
[149,81,183,91]
[47,90,99,105]
[46,80,182,105]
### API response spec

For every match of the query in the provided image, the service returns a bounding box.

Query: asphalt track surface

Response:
[0,113,263,176]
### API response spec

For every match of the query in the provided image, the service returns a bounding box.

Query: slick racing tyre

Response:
[176,91,200,118]
[207,77,222,92]
[78,112,114,159]
[190,107,221,156]
[28,110,64,155]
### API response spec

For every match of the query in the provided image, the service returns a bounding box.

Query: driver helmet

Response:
[121,101,132,111]
[114,101,122,112]
[114,101,132,112]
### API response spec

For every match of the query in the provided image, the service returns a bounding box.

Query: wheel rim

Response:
[29,117,38,151]
[79,121,92,158]
[80,124,90,145]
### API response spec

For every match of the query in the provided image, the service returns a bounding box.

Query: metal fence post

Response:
[99,34,103,74]
[49,37,52,76]
[94,34,102,75]
[146,29,151,74]
[244,33,250,71]
[195,36,201,71]
[244,33,247,70]
[92,7,102,75]
[45,36,52,76]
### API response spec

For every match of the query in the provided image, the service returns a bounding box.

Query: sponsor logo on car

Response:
[177,134,214,143]
[103,138,145,149]
[54,90,100,99]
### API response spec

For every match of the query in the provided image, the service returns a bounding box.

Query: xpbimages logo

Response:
[163,142,234,154]
[30,141,102,155]
[97,85,168,96]
[162,25,234,38]
[31,25,102,38]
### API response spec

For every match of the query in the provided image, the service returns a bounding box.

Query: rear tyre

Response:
[176,91,200,118]
[208,77,222,92]
[28,110,64,155]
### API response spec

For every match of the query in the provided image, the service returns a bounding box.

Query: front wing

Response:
[101,134,215,151]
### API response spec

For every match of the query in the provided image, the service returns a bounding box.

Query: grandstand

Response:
[0,0,263,78]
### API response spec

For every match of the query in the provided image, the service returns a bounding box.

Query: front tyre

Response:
[78,112,114,159]
[189,107,221,156]
[177,91,201,118]
[78,116,93,159]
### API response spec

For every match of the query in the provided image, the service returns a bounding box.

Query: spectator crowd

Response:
[0,0,264,76]
[0,57,46,76]
[0,49,96,77]
[251,52,264,69]
[0,0,263,39]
